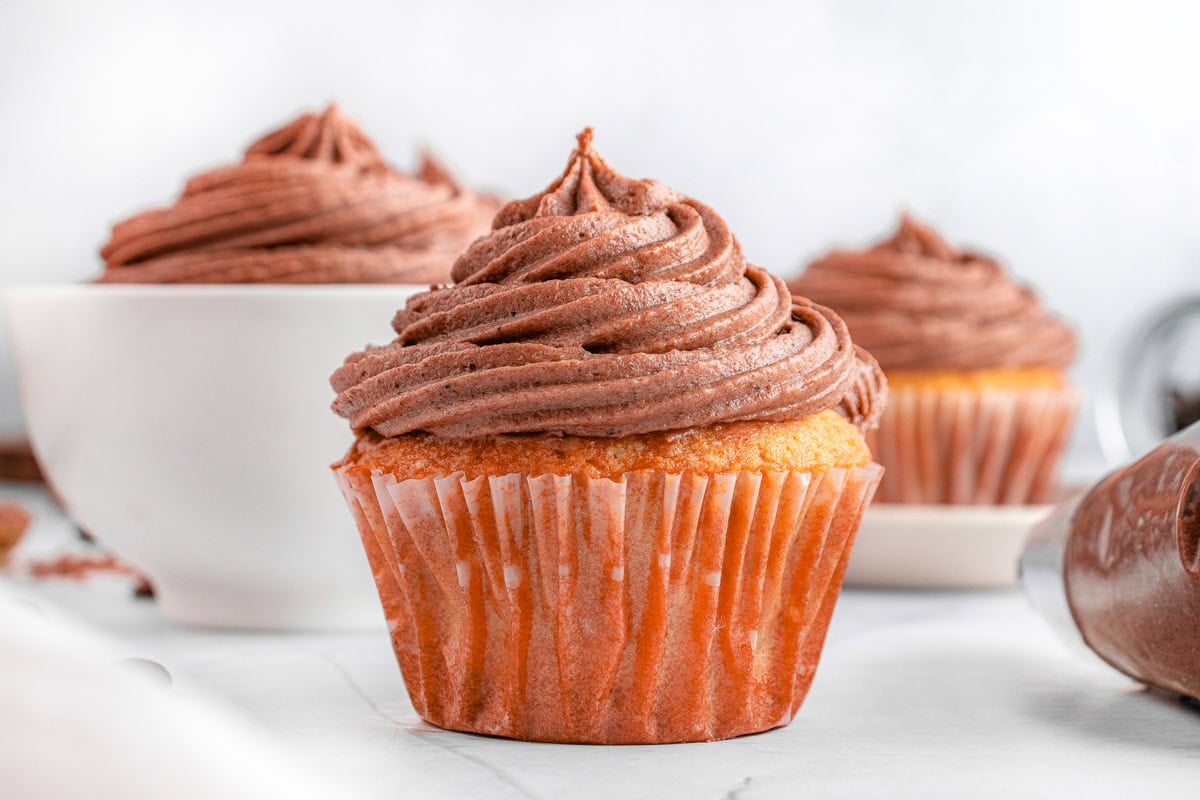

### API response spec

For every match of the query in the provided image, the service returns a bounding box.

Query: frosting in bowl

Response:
[331,130,885,439]
[789,215,1078,372]
[97,104,498,284]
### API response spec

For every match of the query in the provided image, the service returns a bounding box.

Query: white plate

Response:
[844,503,1055,589]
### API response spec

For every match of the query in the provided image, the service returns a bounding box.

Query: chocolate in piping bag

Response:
[1021,421,1200,699]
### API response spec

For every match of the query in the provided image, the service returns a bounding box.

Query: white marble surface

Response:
[6,485,1200,799]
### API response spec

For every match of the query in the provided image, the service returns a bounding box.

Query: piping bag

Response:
[1021,420,1200,699]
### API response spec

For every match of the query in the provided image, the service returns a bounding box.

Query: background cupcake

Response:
[790,214,1077,505]
[97,104,499,284]
[330,130,887,743]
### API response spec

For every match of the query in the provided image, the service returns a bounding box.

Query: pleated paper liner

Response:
[335,462,882,744]
[866,384,1077,505]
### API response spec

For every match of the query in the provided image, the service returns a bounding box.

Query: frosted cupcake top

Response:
[331,130,886,439]
[790,214,1077,372]
[97,104,498,284]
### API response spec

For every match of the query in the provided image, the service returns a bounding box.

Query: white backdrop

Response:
[2,0,1199,473]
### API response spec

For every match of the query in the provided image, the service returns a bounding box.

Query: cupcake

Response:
[97,104,498,284]
[790,214,1077,505]
[330,130,887,743]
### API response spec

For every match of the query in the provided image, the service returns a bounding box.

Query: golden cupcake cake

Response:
[330,130,887,744]
[97,104,498,284]
[791,214,1077,505]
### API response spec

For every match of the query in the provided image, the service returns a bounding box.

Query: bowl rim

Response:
[2,283,432,301]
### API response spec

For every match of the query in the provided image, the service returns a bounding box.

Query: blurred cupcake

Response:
[791,214,1077,505]
[97,104,499,284]
[330,130,887,743]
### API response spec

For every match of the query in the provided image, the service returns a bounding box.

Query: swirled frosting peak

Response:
[790,214,1078,371]
[331,130,886,439]
[244,103,388,171]
[97,104,499,284]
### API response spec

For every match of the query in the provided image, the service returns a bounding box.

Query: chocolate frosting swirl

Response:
[97,104,499,284]
[331,130,885,439]
[790,215,1078,371]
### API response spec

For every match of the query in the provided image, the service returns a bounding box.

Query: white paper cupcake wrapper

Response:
[866,384,1077,505]
[335,462,882,743]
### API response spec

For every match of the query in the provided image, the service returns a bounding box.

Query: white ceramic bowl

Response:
[4,284,420,629]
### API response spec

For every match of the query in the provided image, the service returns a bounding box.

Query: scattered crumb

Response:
[27,552,139,581]
[0,501,32,564]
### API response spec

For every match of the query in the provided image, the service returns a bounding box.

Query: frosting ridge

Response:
[789,214,1078,371]
[331,130,885,439]
[98,104,498,284]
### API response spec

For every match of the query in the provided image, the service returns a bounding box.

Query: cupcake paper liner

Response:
[334,461,882,744]
[866,384,1077,505]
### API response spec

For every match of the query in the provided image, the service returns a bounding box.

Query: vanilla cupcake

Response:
[330,131,887,743]
[791,214,1077,505]
[97,104,498,284]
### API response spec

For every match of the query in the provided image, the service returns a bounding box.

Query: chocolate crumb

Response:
[0,501,32,563]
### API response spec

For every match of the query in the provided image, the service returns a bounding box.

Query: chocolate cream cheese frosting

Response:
[97,104,499,284]
[790,214,1077,372]
[331,130,886,439]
